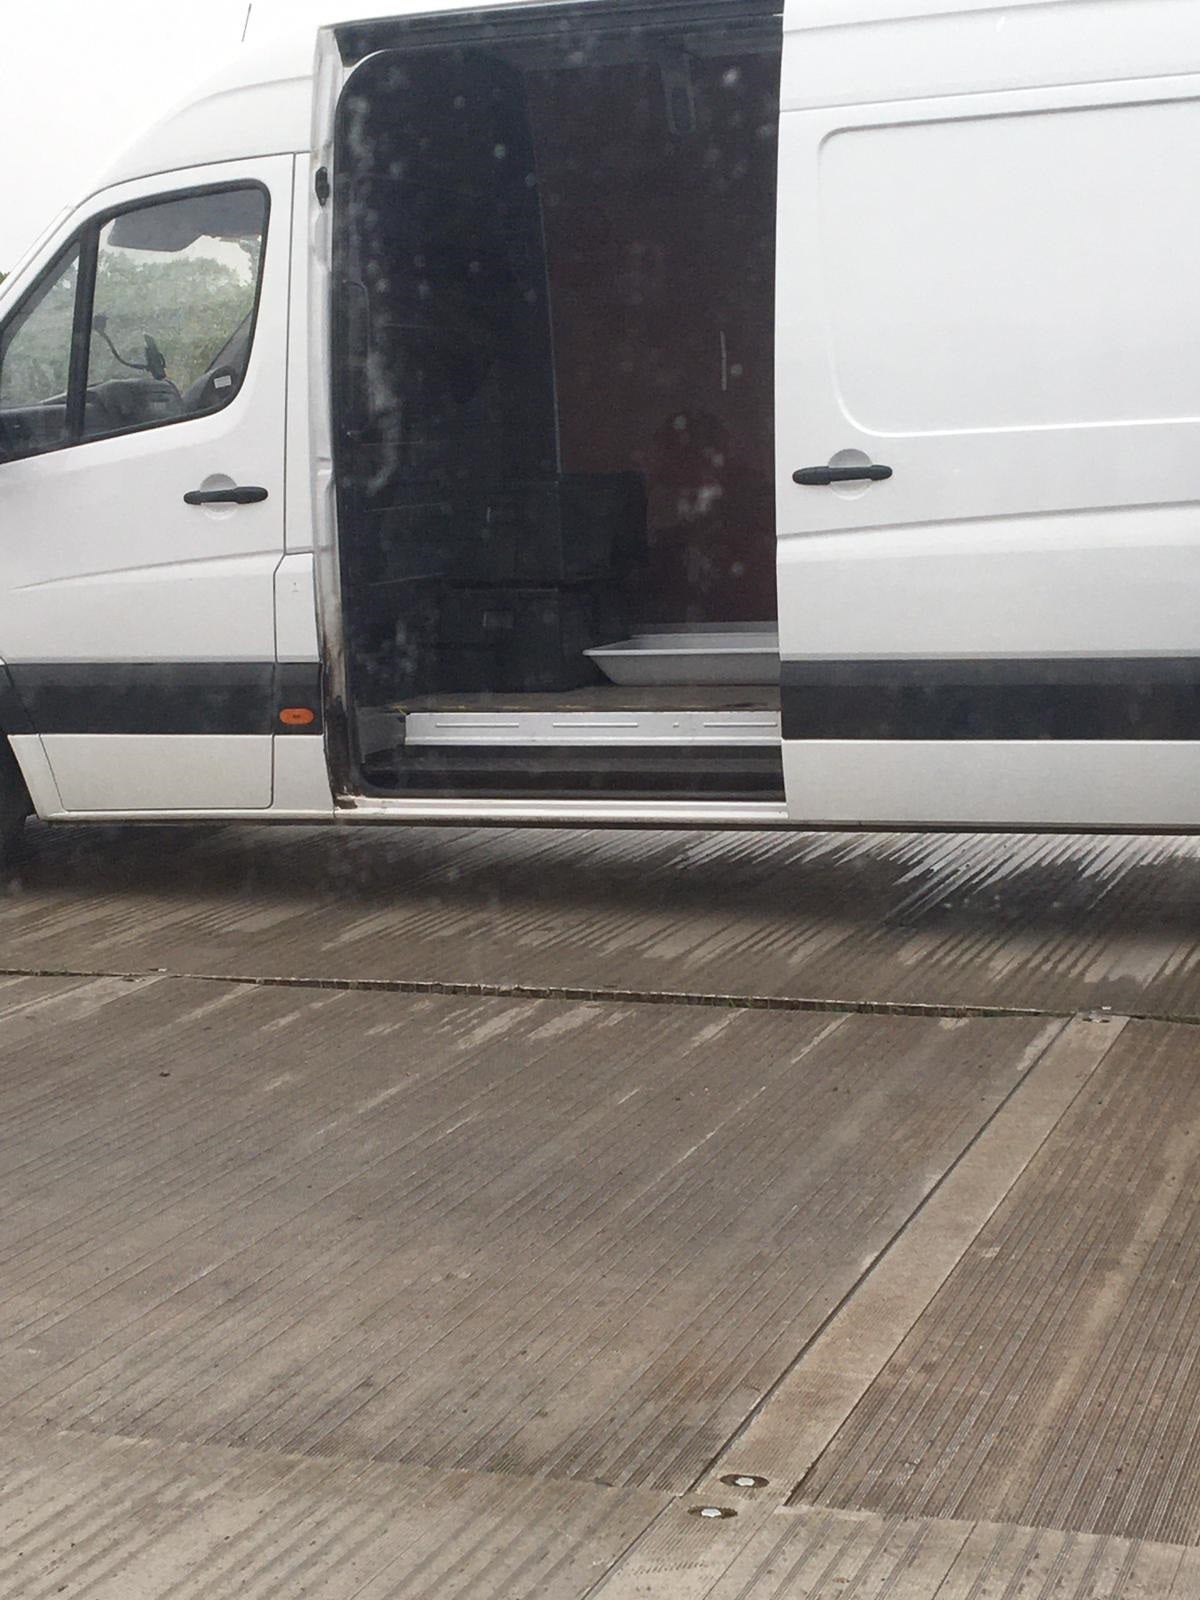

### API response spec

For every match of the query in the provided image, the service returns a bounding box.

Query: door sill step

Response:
[402,709,782,748]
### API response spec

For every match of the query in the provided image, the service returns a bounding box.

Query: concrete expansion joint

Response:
[0,959,1176,1027]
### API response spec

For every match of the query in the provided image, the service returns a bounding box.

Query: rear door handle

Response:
[792,464,892,486]
[183,485,269,506]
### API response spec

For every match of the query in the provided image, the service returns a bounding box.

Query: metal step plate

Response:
[403,709,781,747]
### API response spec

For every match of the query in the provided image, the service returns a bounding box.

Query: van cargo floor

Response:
[395,685,782,713]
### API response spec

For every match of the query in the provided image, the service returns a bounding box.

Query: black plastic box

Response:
[468,473,647,585]
[437,585,603,693]
[369,471,648,590]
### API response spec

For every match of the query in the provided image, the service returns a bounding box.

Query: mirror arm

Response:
[91,319,148,374]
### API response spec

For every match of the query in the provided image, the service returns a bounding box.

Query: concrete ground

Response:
[2,822,1200,1596]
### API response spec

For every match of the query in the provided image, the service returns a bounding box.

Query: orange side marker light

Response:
[279,707,317,727]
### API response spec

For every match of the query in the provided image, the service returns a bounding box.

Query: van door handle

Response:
[793,464,892,486]
[183,485,269,506]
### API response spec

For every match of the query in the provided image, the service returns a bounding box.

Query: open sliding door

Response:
[318,0,786,811]
[776,0,1200,831]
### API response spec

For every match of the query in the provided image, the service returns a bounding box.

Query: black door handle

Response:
[793,464,892,486]
[183,485,269,506]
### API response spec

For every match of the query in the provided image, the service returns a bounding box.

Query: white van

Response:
[1,0,1198,854]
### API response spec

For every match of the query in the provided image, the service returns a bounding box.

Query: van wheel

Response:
[0,742,32,867]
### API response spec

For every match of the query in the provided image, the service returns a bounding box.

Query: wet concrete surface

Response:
[1,821,1199,1595]
[1,820,1199,1015]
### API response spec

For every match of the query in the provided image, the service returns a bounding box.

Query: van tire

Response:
[0,741,32,867]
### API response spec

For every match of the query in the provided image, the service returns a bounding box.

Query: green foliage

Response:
[0,254,78,407]
[90,252,254,392]
[1,248,256,409]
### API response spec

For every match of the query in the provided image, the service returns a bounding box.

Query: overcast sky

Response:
[0,0,540,273]
[0,1,263,271]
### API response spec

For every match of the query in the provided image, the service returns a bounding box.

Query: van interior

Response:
[330,3,783,799]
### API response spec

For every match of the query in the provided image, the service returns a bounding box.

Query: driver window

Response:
[82,185,268,441]
[0,245,81,459]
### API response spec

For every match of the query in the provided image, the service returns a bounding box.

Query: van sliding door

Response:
[324,0,786,806]
[776,1,1200,830]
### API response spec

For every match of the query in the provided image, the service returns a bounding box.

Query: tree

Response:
[89,252,254,391]
[2,249,255,408]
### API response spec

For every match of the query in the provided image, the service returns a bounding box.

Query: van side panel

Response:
[783,0,1200,111]
[789,743,1200,833]
[777,0,1200,829]
[44,736,274,813]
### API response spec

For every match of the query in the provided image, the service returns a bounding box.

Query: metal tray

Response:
[585,627,780,687]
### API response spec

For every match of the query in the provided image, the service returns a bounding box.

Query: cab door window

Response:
[0,245,81,458]
[0,183,268,462]
[83,187,268,440]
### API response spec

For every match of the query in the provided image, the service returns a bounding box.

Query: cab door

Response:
[0,155,292,813]
[775,2,1200,830]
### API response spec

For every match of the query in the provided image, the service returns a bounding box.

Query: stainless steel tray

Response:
[585,627,780,687]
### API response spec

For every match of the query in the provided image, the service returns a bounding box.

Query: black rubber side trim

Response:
[6,662,323,736]
[781,657,1200,742]
[0,664,34,736]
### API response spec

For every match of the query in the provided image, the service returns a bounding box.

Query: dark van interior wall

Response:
[334,51,570,709]
[526,51,780,625]
[332,17,781,727]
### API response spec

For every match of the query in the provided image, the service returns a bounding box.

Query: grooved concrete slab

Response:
[0,1422,666,1600]
[0,974,1051,1496]
[591,1501,1200,1599]
[802,1020,1200,1546]
[685,1017,1126,1494]
[3,822,1200,1015]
